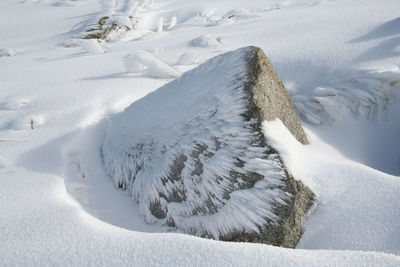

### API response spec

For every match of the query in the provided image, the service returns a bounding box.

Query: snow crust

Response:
[1,0,400,265]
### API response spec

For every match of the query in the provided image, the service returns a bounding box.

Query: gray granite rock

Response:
[102,46,315,248]
[245,47,309,145]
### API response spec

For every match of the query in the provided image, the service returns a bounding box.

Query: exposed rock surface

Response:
[246,48,309,145]
[101,46,314,247]
[82,16,137,41]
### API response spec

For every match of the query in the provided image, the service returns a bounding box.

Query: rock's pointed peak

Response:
[244,46,309,144]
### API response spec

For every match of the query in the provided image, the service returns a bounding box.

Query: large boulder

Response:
[101,46,315,247]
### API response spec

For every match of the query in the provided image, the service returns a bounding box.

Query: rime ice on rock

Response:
[101,46,315,247]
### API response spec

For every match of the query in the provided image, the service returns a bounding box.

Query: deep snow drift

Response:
[1,0,400,265]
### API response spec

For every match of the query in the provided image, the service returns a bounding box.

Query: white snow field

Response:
[0,0,400,266]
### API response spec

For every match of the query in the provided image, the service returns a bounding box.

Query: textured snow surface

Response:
[103,47,290,237]
[1,0,400,265]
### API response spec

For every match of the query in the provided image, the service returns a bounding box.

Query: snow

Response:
[293,67,400,124]
[123,50,181,78]
[81,39,107,54]
[177,52,199,65]
[191,35,223,48]
[0,48,20,57]
[263,120,400,254]
[1,0,400,265]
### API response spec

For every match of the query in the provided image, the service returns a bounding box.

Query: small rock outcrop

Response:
[101,46,315,247]
[82,16,137,41]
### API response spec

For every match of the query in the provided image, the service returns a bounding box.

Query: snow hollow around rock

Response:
[101,46,314,247]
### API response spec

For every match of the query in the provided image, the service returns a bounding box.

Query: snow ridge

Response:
[102,47,289,238]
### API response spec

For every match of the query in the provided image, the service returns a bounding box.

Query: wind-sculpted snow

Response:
[102,47,314,246]
[293,67,400,124]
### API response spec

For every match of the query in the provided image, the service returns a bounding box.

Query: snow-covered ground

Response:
[1,0,399,265]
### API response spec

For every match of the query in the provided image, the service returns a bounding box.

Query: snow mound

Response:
[190,35,223,48]
[123,50,181,78]
[102,46,314,246]
[0,48,20,57]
